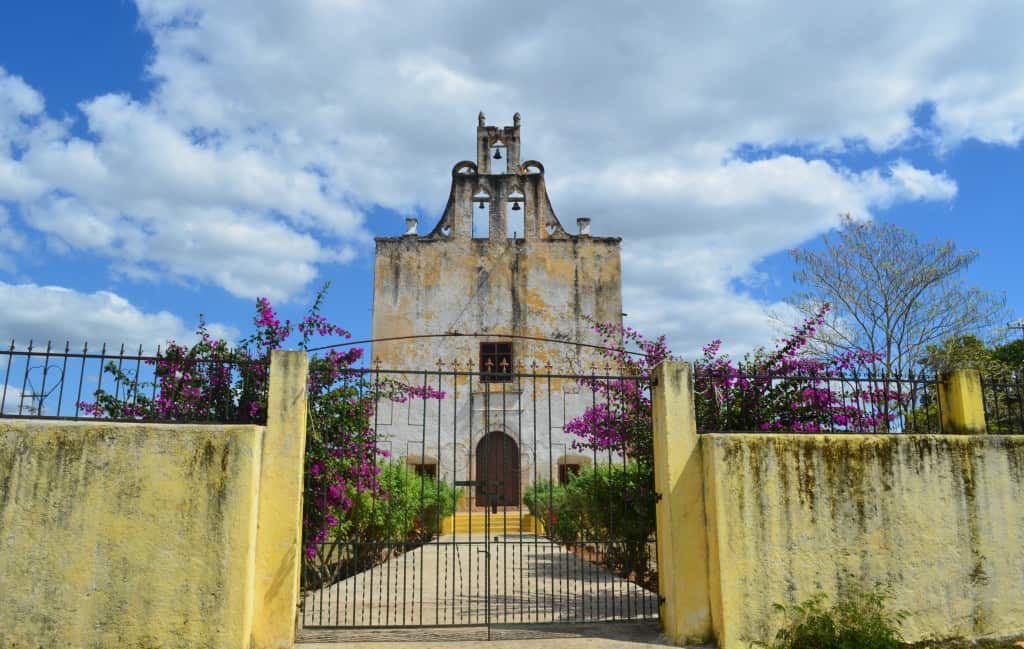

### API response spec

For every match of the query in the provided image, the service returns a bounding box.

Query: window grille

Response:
[479,342,513,383]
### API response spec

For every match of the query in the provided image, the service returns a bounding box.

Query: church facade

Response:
[369,114,624,507]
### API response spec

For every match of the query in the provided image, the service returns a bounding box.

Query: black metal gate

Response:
[300,367,659,631]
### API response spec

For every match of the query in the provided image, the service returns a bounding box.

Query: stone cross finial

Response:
[478,111,486,127]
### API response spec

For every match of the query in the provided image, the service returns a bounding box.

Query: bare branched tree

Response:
[789,215,1008,378]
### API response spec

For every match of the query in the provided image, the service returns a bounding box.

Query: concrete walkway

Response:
[299,533,659,637]
[299,621,695,648]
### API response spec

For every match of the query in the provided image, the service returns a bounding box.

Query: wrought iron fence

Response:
[694,369,943,433]
[981,372,1024,433]
[299,366,659,629]
[0,340,268,424]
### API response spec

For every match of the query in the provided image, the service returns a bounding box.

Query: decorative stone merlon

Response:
[405,218,418,236]
[577,218,591,236]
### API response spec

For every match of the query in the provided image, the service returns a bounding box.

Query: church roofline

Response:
[373,234,622,244]
[383,113,620,244]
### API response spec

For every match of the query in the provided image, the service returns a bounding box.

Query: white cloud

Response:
[854,161,958,208]
[1,71,365,301]
[0,206,26,272]
[2,0,1022,352]
[0,65,44,126]
[1,385,30,416]
[569,156,957,356]
[0,282,237,352]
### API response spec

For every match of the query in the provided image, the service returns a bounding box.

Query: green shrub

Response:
[524,464,656,580]
[562,463,656,578]
[523,480,581,545]
[347,462,461,545]
[756,583,906,649]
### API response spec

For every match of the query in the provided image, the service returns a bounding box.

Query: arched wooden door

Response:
[475,431,520,507]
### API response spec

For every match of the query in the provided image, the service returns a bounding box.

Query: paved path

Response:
[299,621,699,648]
[300,533,659,631]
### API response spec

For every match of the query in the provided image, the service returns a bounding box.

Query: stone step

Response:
[440,512,544,535]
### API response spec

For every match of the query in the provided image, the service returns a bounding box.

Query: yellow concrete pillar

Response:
[939,369,987,434]
[252,350,309,649]
[651,361,714,645]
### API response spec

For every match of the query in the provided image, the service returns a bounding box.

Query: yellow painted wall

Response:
[0,420,264,649]
[701,433,1024,648]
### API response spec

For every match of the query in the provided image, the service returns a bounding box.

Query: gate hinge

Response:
[654,491,663,503]
[658,595,666,604]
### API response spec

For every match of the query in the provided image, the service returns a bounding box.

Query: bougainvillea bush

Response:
[694,304,921,433]
[562,307,922,583]
[556,320,673,586]
[566,306,923,465]
[564,319,674,472]
[80,283,444,564]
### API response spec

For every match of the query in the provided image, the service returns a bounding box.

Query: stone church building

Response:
[370,114,623,507]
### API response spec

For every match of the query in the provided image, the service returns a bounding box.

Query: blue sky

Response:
[1,1,1022,358]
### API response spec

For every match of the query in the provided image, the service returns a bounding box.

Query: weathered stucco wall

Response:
[371,235,623,501]
[0,420,264,649]
[372,235,622,371]
[371,114,622,373]
[367,115,625,502]
[702,433,1024,648]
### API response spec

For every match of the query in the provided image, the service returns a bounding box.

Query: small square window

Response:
[413,463,437,478]
[479,342,513,383]
[558,463,581,485]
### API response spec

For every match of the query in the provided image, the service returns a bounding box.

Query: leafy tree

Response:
[924,334,1006,374]
[923,333,1024,433]
[789,215,1008,378]
[992,338,1024,369]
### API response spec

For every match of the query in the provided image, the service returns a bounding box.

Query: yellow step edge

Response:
[440,514,544,535]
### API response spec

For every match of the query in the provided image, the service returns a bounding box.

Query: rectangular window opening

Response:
[413,463,437,478]
[480,342,513,383]
[558,463,581,485]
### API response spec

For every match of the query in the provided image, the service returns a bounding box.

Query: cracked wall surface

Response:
[701,433,1024,648]
[369,114,624,496]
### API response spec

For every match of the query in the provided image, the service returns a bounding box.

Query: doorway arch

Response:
[475,431,520,507]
